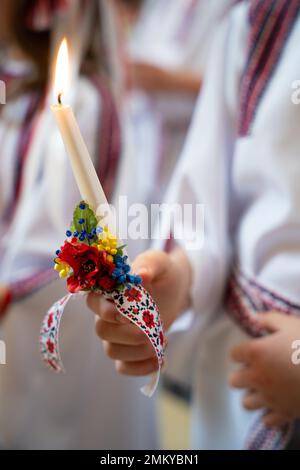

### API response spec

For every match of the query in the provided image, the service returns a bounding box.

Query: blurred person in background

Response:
[0,0,157,450]
[109,0,236,257]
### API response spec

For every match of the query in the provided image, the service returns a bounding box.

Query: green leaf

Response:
[85,207,98,235]
[116,245,126,256]
[71,201,98,243]
[70,221,76,233]
[117,244,126,250]
[72,205,83,233]
[116,284,125,292]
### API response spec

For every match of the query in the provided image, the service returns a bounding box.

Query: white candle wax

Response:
[51,38,117,237]
[51,103,107,212]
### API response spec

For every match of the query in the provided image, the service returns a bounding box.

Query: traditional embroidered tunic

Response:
[164,1,300,449]
[0,59,158,449]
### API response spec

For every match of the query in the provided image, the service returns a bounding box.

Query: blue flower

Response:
[123,264,131,274]
[111,255,141,287]
[126,274,134,283]
[114,254,122,264]
[112,268,122,279]
[133,275,142,284]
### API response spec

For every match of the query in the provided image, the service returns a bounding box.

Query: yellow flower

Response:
[96,225,118,256]
[54,258,71,278]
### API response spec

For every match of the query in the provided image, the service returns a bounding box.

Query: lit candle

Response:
[51,39,113,226]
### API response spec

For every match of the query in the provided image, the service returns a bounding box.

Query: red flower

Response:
[124,287,142,302]
[58,240,116,293]
[142,310,155,328]
[98,275,116,290]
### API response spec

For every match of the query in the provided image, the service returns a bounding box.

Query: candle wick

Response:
[58,93,63,105]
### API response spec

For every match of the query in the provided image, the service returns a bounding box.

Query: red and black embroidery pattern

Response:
[239,0,300,136]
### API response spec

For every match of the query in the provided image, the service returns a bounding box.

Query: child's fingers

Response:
[263,411,290,428]
[256,312,287,333]
[87,293,129,324]
[132,250,169,285]
[87,293,115,322]
[228,368,255,389]
[242,391,266,411]
[115,357,159,376]
[230,341,253,364]
[102,340,156,362]
[95,318,147,346]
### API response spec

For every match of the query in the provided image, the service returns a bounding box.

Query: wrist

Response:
[164,69,201,95]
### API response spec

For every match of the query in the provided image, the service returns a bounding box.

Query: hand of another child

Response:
[229,313,300,427]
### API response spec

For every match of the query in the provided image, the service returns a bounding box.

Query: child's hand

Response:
[126,61,171,92]
[87,248,192,376]
[229,313,300,427]
[126,61,201,95]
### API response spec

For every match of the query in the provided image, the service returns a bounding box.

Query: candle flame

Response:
[54,38,69,104]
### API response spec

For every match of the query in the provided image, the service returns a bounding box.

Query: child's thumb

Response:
[256,311,287,332]
[132,250,168,285]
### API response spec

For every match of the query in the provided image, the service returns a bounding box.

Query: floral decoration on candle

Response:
[40,202,165,397]
[54,201,141,293]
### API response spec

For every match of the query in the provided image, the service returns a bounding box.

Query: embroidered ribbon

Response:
[40,283,165,397]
